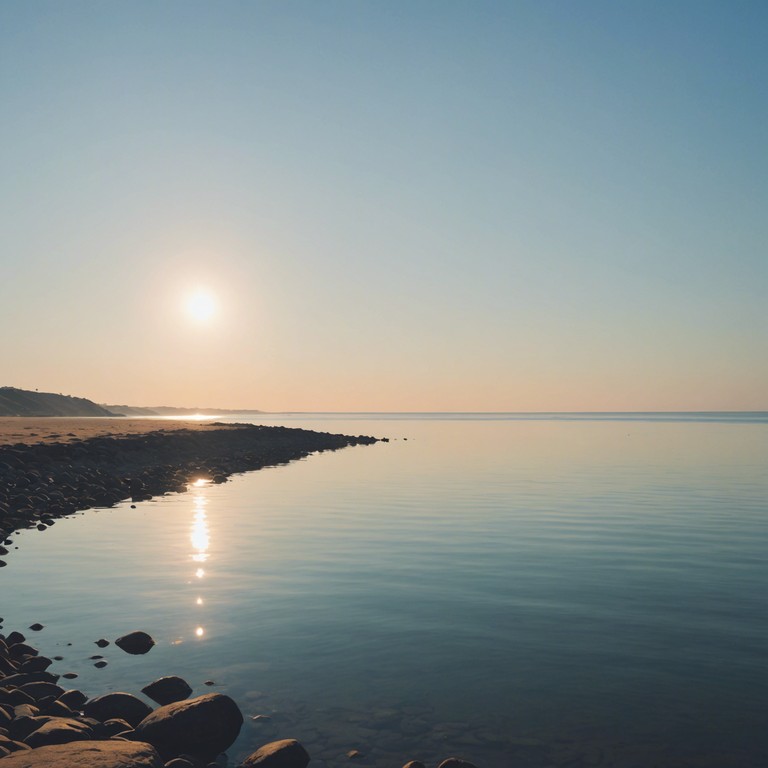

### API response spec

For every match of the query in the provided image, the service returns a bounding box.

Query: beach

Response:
[0,419,389,767]
[0,418,381,540]
[0,417,245,447]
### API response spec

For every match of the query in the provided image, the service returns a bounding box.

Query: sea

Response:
[2,413,767,768]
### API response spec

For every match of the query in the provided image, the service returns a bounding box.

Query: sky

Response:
[1,1,766,412]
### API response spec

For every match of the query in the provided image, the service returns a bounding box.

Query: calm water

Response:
[2,415,768,768]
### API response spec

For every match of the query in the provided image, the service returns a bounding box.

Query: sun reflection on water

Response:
[191,496,210,563]
[189,480,210,640]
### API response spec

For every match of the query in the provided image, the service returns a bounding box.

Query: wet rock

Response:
[84,692,154,727]
[402,762,426,768]
[132,693,243,760]
[346,750,363,759]
[95,639,109,648]
[62,672,78,679]
[94,661,108,669]
[115,630,155,655]
[142,676,193,706]
[28,624,44,632]
[240,739,311,768]
[0,738,164,766]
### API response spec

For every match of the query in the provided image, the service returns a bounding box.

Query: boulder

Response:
[141,676,192,706]
[437,760,478,768]
[24,717,93,748]
[0,739,163,767]
[84,692,153,727]
[115,631,155,655]
[18,682,64,702]
[132,693,243,759]
[240,739,310,768]
[57,690,88,710]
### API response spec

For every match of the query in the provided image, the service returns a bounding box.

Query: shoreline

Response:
[0,421,383,546]
[0,422,479,768]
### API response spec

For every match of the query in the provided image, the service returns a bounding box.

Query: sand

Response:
[0,416,240,446]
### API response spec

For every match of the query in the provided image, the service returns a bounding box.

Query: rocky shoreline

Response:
[0,423,481,767]
[0,624,480,768]
[0,423,383,547]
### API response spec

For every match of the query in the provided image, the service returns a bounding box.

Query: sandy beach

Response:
[0,417,233,447]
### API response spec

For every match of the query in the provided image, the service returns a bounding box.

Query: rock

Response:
[141,676,193,706]
[240,739,310,768]
[132,693,243,760]
[84,693,154,727]
[0,739,164,766]
[95,639,109,648]
[346,750,362,759]
[57,690,88,710]
[94,661,108,669]
[13,704,40,719]
[21,657,52,673]
[165,759,196,768]
[45,700,76,718]
[18,682,64,702]
[115,631,155,655]
[62,672,78,679]
[402,762,426,768]
[1,672,60,687]
[24,717,93,748]
[437,760,479,768]
[103,718,134,736]
[28,624,44,632]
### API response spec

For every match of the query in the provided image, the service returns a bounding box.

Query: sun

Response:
[185,289,217,323]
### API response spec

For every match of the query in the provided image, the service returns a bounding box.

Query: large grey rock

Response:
[114,631,155,655]
[240,739,310,768]
[132,693,243,759]
[141,676,192,706]
[84,692,153,727]
[0,739,163,766]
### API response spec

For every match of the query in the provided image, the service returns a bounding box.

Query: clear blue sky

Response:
[1,1,766,410]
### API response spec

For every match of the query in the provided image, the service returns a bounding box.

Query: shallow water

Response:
[2,415,768,768]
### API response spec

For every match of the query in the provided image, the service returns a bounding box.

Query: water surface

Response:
[2,415,767,768]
